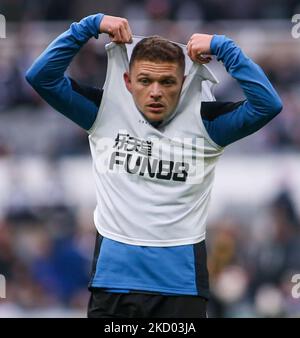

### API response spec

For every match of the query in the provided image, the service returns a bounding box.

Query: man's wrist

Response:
[91,13,105,37]
[75,13,105,39]
[210,34,230,57]
[210,35,223,55]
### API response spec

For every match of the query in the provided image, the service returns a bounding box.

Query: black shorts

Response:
[88,289,207,318]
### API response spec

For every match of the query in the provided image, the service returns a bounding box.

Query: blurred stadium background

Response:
[0,0,300,317]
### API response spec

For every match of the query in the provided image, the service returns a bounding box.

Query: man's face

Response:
[124,60,185,123]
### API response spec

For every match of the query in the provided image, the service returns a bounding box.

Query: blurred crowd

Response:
[1,1,300,157]
[0,202,95,316]
[2,0,300,22]
[0,0,300,317]
[1,37,300,157]
[0,182,299,317]
[207,188,300,317]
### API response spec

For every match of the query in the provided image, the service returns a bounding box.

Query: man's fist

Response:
[187,34,213,64]
[100,15,133,44]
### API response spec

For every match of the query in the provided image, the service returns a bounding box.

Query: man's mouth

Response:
[147,103,164,112]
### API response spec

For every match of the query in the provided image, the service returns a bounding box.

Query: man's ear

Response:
[123,72,132,93]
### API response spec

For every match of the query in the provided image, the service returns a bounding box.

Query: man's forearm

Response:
[211,35,282,116]
[25,14,104,130]
[204,35,283,147]
[26,14,103,86]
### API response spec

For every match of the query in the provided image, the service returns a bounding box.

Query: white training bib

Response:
[88,37,224,246]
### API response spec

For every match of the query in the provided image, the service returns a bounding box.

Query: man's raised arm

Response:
[188,34,283,147]
[25,14,132,130]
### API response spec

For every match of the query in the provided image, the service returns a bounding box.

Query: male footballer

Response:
[26,13,282,318]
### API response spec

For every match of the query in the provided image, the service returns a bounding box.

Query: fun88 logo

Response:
[0,14,6,38]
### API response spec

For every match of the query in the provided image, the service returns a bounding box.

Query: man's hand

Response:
[100,15,133,44]
[187,34,213,64]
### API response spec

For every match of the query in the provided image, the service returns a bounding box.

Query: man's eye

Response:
[139,78,150,85]
[162,79,175,85]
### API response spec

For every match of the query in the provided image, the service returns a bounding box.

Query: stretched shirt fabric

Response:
[89,38,223,247]
[26,14,282,297]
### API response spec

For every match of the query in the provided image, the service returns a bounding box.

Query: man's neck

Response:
[150,120,163,128]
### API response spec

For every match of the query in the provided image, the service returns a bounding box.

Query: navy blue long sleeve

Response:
[204,35,282,146]
[26,14,103,130]
[26,15,282,146]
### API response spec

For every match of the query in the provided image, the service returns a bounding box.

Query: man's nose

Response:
[150,83,162,100]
